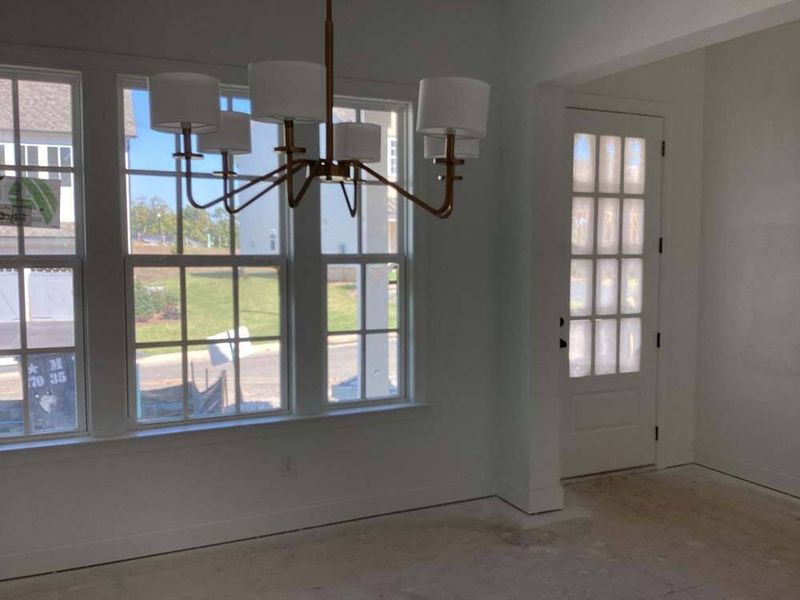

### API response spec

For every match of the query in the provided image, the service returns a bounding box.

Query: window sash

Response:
[120,78,290,427]
[321,98,410,407]
[0,67,85,443]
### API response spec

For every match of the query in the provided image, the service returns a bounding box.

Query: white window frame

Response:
[119,76,290,429]
[322,97,410,409]
[0,65,87,443]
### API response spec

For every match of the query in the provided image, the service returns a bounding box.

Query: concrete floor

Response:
[2,465,799,599]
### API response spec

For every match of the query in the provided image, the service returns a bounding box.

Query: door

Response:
[561,108,662,478]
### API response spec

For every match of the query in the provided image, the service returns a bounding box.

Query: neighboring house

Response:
[0,85,136,336]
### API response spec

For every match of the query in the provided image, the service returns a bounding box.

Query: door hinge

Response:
[655,426,660,441]
[658,237,663,254]
[656,332,662,348]
[661,140,666,157]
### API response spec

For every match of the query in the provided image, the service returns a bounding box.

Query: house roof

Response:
[0,80,137,137]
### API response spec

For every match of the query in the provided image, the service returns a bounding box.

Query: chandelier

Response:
[148,0,490,219]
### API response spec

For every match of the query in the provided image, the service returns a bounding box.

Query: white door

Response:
[561,108,662,478]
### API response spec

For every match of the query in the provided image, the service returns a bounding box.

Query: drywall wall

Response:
[698,20,800,496]
[507,0,800,85]
[0,0,503,578]
[573,49,706,467]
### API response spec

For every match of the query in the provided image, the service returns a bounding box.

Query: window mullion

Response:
[290,123,325,416]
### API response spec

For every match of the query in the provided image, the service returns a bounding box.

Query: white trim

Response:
[562,92,676,471]
[0,474,491,581]
[696,449,800,499]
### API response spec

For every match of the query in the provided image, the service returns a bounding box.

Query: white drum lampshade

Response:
[197,111,252,155]
[424,136,479,160]
[334,122,381,163]
[148,73,221,133]
[249,60,325,123]
[417,77,490,139]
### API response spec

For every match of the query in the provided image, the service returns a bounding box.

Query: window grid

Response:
[323,101,408,406]
[0,67,85,442]
[569,132,645,378]
[121,79,289,427]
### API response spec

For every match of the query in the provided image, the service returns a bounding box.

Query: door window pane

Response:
[0,357,24,436]
[186,267,233,341]
[133,267,181,343]
[327,264,360,332]
[328,334,360,402]
[595,259,618,316]
[571,197,594,255]
[365,332,398,399]
[238,267,280,338]
[619,318,642,373]
[136,346,183,422]
[570,259,593,317]
[594,319,617,375]
[0,269,20,350]
[27,351,77,433]
[25,268,74,348]
[621,259,643,314]
[622,198,645,254]
[569,320,592,378]
[624,137,646,194]
[239,340,282,412]
[572,134,596,193]
[598,136,621,193]
[596,197,620,255]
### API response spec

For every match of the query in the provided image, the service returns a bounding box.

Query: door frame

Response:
[563,91,674,471]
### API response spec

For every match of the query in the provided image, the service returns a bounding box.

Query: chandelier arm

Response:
[338,181,357,217]
[288,161,323,209]
[352,160,456,219]
[226,159,311,214]
[179,127,300,209]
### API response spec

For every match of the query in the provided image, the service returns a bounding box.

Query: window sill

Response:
[0,401,429,464]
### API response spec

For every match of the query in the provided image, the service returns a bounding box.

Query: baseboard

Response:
[496,478,564,514]
[695,447,800,498]
[0,478,493,581]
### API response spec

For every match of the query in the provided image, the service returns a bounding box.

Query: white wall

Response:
[573,50,706,467]
[0,0,504,579]
[508,0,800,85]
[697,20,800,496]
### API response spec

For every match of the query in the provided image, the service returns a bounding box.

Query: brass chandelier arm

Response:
[180,127,317,214]
[347,133,461,219]
[354,160,454,219]
[227,159,311,214]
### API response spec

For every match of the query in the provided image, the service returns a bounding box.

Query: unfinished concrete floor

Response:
[2,465,799,599]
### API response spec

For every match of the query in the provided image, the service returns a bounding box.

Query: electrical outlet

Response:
[281,455,298,478]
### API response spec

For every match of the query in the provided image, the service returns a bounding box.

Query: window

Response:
[0,68,85,440]
[322,101,407,404]
[569,133,646,377]
[121,80,287,425]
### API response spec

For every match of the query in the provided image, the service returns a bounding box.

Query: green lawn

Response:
[134,268,397,344]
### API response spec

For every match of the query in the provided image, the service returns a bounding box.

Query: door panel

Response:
[562,108,662,478]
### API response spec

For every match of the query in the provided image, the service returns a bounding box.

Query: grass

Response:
[135,269,398,344]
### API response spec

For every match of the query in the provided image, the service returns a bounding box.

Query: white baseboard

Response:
[0,478,493,581]
[695,447,800,498]
[496,478,564,514]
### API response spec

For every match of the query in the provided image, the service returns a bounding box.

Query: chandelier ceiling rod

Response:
[150,0,490,219]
